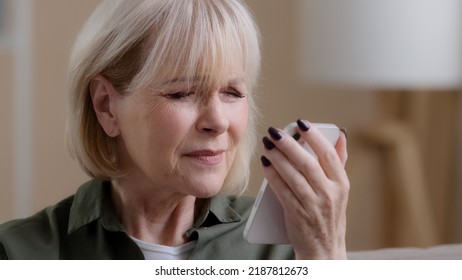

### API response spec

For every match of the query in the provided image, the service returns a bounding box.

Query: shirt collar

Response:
[208,195,242,223]
[68,179,242,234]
[68,180,123,234]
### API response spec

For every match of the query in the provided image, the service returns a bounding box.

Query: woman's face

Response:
[114,65,249,198]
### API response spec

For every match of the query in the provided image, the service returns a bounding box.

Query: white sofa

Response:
[347,243,462,259]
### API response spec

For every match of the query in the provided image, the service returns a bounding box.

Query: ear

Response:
[89,74,121,137]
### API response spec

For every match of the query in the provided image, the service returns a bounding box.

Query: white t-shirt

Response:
[130,236,197,260]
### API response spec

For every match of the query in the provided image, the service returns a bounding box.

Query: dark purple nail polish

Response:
[260,155,271,167]
[268,127,283,140]
[262,136,275,150]
[292,132,301,141]
[296,119,310,132]
[340,128,348,139]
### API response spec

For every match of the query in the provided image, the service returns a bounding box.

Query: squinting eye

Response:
[166,91,194,100]
[223,88,245,99]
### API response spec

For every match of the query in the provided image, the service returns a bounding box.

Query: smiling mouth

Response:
[185,150,225,165]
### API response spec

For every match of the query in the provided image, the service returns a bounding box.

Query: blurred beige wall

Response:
[0,52,13,222]
[0,0,98,221]
[0,0,460,251]
[31,0,98,213]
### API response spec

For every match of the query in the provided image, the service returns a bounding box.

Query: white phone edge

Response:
[243,122,340,244]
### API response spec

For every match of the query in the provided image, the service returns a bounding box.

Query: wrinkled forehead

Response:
[150,58,247,92]
[146,31,247,88]
[155,77,247,95]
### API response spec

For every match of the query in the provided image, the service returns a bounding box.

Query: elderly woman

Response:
[0,0,349,259]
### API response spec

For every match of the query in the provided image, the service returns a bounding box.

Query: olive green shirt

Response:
[0,180,294,259]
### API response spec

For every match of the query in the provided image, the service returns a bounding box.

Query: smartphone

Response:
[243,122,340,244]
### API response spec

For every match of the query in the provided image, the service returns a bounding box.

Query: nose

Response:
[196,94,229,135]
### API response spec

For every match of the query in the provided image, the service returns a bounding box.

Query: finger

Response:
[260,155,312,210]
[336,128,348,167]
[296,120,345,182]
[262,134,321,199]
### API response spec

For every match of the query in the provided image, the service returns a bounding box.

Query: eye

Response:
[165,91,195,100]
[222,87,245,99]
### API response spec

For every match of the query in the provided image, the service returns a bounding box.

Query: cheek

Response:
[229,101,249,144]
[146,102,197,131]
[120,98,188,157]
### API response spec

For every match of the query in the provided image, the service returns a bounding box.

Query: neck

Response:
[110,178,201,247]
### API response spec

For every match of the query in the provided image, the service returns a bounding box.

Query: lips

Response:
[185,150,225,165]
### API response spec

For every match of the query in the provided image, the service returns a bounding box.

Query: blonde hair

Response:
[66,0,261,194]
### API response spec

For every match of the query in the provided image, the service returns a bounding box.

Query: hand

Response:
[260,119,349,259]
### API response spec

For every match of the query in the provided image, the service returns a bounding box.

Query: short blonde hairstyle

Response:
[66,0,261,194]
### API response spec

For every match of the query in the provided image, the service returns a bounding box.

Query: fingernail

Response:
[340,128,348,139]
[260,155,271,167]
[296,119,310,132]
[268,127,283,141]
[262,136,275,150]
[292,132,301,141]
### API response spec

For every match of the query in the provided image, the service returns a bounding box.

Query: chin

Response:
[194,186,223,198]
[177,169,228,198]
[189,179,224,198]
